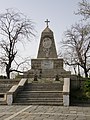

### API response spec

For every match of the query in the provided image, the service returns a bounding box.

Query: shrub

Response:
[83,79,90,98]
[83,79,90,92]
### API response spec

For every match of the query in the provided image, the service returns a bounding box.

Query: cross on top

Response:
[45,19,50,27]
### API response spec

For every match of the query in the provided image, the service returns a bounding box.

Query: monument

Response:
[3,20,71,106]
[24,19,71,79]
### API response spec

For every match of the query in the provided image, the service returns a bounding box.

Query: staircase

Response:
[0,79,19,105]
[14,82,63,105]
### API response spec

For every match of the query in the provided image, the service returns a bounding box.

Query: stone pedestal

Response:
[24,58,71,78]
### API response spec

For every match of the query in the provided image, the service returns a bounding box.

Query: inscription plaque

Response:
[41,60,53,69]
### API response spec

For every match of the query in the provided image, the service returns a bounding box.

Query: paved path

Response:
[0,105,90,120]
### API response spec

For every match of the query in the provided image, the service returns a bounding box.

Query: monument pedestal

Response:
[24,58,71,78]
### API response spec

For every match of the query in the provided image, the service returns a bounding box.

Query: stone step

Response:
[25,83,63,86]
[15,98,63,101]
[15,92,63,105]
[14,98,63,106]
[0,80,19,93]
[0,101,7,105]
[18,91,63,93]
[24,83,63,91]
[0,88,12,93]
[14,82,63,106]
[13,101,63,106]
[0,84,14,93]
[16,96,63,101]
[16,91,63,98]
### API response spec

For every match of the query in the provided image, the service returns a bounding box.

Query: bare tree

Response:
[0,9,35,79]
[76,0,90,20]
[62,23,90,78]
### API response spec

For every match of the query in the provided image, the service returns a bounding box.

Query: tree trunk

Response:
[6,71,10,79]
[84,68,88,78]
[6,64,11,79]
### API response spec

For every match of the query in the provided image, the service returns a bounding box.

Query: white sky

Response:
[0,0,89,75]
[0,0,83,57]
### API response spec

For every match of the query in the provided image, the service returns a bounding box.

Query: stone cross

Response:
[45,19,50,27]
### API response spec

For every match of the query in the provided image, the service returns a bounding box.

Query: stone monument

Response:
[6,20,71,106]
[24,19,71,79]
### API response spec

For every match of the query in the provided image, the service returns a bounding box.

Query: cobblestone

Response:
[0,105,90,120]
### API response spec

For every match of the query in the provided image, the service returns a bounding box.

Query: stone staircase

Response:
[14,82,63,105]
[0,79,20,105]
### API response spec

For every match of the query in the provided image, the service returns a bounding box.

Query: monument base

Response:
[23,58,71,79]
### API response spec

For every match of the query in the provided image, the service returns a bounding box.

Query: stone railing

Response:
[63,78,70,106]
[6,78,28,105]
